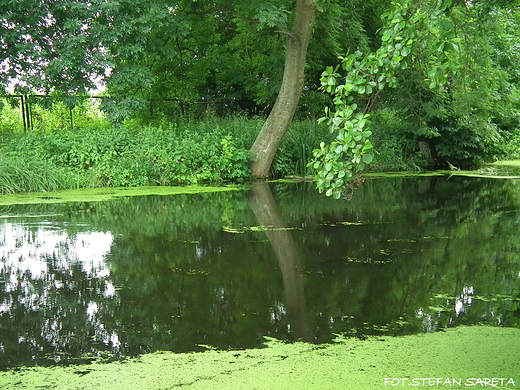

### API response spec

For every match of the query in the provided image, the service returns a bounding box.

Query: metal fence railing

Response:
[0,94,266,132]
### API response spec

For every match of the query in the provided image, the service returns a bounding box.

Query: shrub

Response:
[1,118,255,190]
[370,108,427,171]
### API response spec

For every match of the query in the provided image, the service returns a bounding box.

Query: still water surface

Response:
[1,177,519,369]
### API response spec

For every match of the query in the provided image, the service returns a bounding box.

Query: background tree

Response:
[1,0,386,177]
[377,1,520,169]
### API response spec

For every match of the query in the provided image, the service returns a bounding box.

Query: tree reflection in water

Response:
[1,177,520,370]
[0,223,117,369]
[250,181,313,342]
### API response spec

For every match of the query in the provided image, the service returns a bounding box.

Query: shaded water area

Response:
[1,176,519,370]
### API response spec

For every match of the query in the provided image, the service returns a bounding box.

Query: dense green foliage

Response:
[1,0,520,194]
[0,119,252,191]
[0,0,380,114]
[311,1,520,197]
[0,113,334,193]
[380,3,520,169]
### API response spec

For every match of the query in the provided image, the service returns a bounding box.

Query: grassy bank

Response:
[0,116,337,194]
[1,326,518,389]
[3,113,518,195]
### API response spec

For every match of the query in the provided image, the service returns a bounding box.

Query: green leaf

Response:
[362,153,374,164]
[337,130,345,141]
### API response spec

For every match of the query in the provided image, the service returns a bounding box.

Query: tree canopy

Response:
[1,0,384,177]
[1,0,520,191]
[1,1,376,107]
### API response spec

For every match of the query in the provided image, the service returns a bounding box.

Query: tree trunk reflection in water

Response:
[250,181,314,342]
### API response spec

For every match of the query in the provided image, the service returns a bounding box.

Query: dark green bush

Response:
[370,108,427,171]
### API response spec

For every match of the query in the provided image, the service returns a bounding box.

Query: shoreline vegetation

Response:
[1,325,518,390]
[1,116,520,198]
[2,162,520,206]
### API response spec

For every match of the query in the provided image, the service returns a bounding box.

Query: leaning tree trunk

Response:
[250,0,317,178]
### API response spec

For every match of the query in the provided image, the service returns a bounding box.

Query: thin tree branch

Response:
[275,26,296,39]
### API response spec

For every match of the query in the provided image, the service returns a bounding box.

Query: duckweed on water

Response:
[1,326,518,390]
[0,185,245,206]
[492,160,520,167]
[223,225,304,233]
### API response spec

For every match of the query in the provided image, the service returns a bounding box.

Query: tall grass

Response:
[0,154,76,194]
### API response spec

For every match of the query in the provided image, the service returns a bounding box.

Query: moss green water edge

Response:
[1,326,518,390]
[491,160,520,167]
[3,158,520,206]
[283,159,520,182]
[0,185,247,206]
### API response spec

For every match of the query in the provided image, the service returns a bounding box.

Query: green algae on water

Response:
[491,160,520,167]
[365,171,445,178]
[223,225,303,233]
[366,166,520,179]
[1,326,518,390]
[0,185,246,206]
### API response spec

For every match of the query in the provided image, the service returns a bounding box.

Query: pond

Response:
[1,176,519,370]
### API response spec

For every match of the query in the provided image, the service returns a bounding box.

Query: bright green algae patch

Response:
[0,185,245,206]
[365,171,445,178]
[492,160,520,167]
[366,169,520,179]
[1,326,518,390]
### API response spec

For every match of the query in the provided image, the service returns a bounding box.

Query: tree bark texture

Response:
[250,0,317,177]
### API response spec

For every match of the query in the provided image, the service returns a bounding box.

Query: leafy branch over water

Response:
[311,1,460,198]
